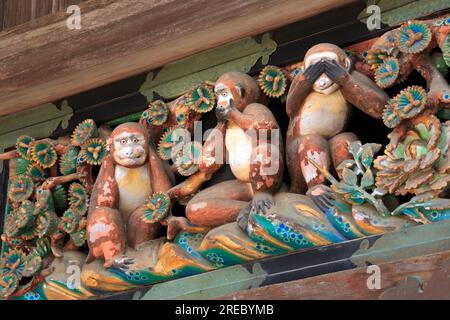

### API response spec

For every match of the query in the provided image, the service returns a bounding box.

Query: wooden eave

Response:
[0,0,355,117]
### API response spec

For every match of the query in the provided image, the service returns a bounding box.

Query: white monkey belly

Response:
[115,164,152,222]
[225,122,253,182]
[299,90,350,138]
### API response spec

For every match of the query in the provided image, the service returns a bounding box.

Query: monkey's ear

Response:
[236,84,246,98]
[106,138,112,152]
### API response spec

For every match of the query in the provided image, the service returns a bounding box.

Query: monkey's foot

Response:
[164,216,210,240]
[237,201,252,232]
[107,255,135,272]
[250,192,275,215]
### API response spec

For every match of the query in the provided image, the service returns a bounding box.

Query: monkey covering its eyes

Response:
[286,43,389,194]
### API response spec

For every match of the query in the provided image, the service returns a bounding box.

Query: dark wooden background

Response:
[0,0,86,31]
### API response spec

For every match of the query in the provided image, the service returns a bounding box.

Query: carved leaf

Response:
[361,146,374,170]
[342,167,358,186]
[348,141,362,161]
[404,169,434,191]
[331,182,355,194]
[361,169,375,189]
[336,159,356,171]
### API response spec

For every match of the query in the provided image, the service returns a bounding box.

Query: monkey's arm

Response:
[91,154,119,209]
[229,107,278,131]
[229,109,260,130]
[341,71,388,119]
[286,62,324,117]
[286,74,312,117]
[86,154,125,267]
[149,143,173,193]
[325,60,388,119]
[166,123,226,201]
[166,171,214,201]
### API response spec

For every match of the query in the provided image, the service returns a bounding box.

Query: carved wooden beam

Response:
[0,0,356,117]
[217,249,450,300]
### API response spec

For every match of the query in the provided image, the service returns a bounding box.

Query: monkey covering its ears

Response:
[86,122,172,268]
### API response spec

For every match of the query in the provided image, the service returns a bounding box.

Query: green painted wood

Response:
[138,263,267,300]
[358,0,450,26]
[139,33,277,103]
[0,100,73,171]
[358,0,416,19]
[105,111,142,127]
[351,219,450,267]
[0,100,73,148]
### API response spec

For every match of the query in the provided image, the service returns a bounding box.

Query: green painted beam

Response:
[138,263,267,300]
[131,220,450,300]
[0,100,73,172]
[358,0,450,26]
[351,219,450,267]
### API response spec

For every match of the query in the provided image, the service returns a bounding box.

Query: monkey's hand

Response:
[237,201,252,232]
[323,59,348,85]
[215,105,232,122]
[250,192,275,215]
[304,61,326,86]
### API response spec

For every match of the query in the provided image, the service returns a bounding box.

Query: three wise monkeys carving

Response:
[86,43,389,268]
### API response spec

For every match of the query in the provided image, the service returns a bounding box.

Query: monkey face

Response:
[214,72,261,115]
[112,131,147,167]
[304,51,350,95]
[215,83,235,119]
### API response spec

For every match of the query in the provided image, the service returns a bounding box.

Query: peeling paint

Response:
[302,150,326,183]
[89,221,114,243]
[191,202,207,212]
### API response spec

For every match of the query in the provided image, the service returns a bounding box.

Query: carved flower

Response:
[374,114,450,196]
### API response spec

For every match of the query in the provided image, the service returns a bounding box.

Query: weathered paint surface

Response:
[0,100,73,172]
[380,259,450,299]
[350,219,450,267]
[139,263,267,300]
[0,100,72,149]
